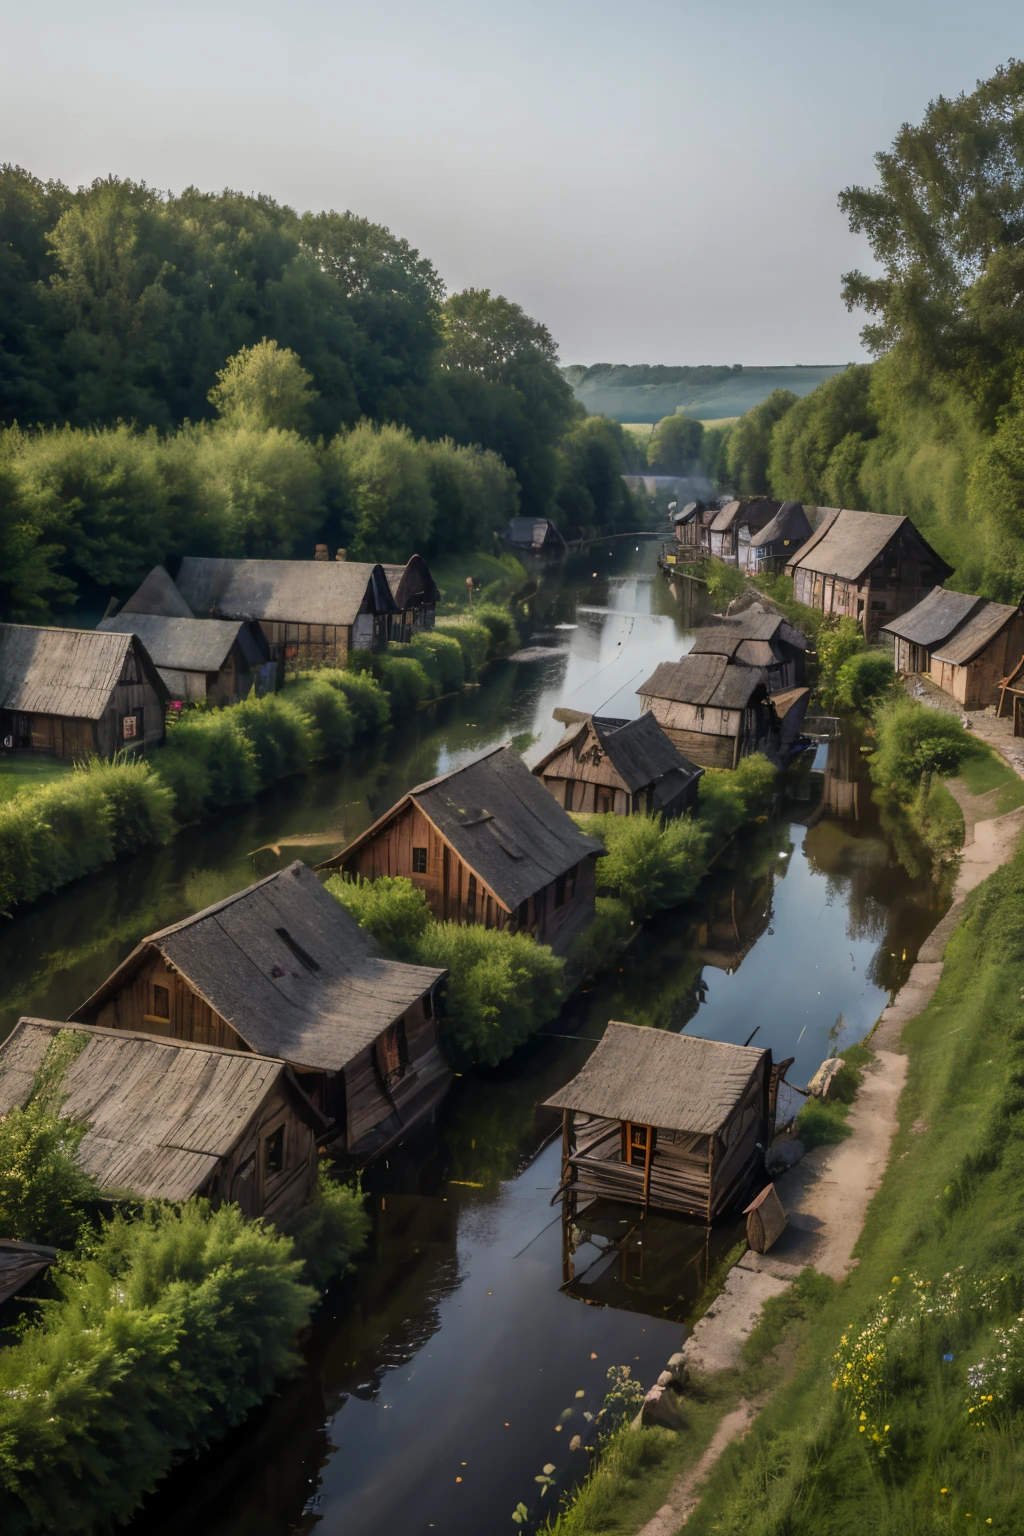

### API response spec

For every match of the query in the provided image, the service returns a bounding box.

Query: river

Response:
[0,541,949,1536]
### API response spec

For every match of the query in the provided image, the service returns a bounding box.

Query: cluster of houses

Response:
[0,552,438,761]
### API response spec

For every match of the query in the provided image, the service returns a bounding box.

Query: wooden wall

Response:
[794,534,945,642]
[21,714,98,760]
[640,697,739,769]
[931,615,1024,710]
[207,1080,319,1222]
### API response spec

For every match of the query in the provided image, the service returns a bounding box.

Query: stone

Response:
[666,1350,689,1373]
[640,1382,687,1430]
[765,1138,806,1176]
[808,1058,845,1100]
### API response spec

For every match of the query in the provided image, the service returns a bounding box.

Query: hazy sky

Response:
[2,0,1021,365]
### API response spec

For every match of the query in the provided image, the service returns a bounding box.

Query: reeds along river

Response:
[0,542,950,1536]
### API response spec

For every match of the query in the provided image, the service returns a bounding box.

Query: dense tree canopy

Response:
[646,413,704,474]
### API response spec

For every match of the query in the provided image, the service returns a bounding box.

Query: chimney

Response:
[335,548,347,562]
[314,544,329,561]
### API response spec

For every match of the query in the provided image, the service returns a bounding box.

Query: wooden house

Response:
[687,607,808,692]
[786,508,952,641]
[546,1022,773,1219]
[746,501,813,574]
[708,499,780,564]
[532,712,704,817]
[0,1019,327,1221]
[636,655,776,769]
[320,745,605,956]
[882,589,1024,710]
[98,611,273,705]
[0,624,167,760]
[71,861,450,1161]
[673,502,712,552]
[174,556,399,671]
[382,554,440,642]
[505,517,566,552]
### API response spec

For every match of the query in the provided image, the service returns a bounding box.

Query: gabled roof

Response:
[687,609,808,660]
[749,501,812,549]
[0,1240,57,1306]
[98,612,265,675]
[544,1021,769,1135]
[71,862,445,1073]
[637,655,768,711]
[673,501,704,526]
[175,558,399,627]
[0,1020,325,1203]
[931,599,1021,666]
[381,554,440,610]
[880,587,983,648]
[0,624,166,720]
[787,508,952,583]
[533,713,703,796]
[120,565,195,619]
[710,498,780,535]
[322,746,605,912]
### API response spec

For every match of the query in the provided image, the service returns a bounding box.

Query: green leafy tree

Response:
[555,415,640,533]
[725,390,798,494]
[579,812,708,920]
[834,650,895,712]
[869,695,973,797]
[208,338,319,435]
[816,617,867,711]
[767,366,876,505]
[647,414,704,474]
[331,419,434,559]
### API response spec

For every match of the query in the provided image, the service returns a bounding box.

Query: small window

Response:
[554,873,567,908]
[412,847,428,874]
[263,1126,285,1178]
[151,984,170,1021]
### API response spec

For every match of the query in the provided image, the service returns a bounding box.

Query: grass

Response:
[794,1043,873,1150]
[0,756,74,804]
[429,550,527,611]
[621,423,655,439]
[680,830,1024,1536]
[954,743,1024,813]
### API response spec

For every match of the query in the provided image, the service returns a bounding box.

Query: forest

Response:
[705,60,1024,603]
[0,171,642,621]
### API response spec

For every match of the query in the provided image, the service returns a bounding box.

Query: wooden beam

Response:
[642,1127,653,1209]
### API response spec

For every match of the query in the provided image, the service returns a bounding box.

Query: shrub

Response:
[0,1101,96,1250]
[833,649,895,712]
[578,812,708,920]
[435,616,491,675]
[471,602,520,653]
[232,693,315,786]
[816,616,866,709]
[376,653,433,712]
[84,755,176,853]
[325,872,433,954]
[868,694,973,798]
[285,1168,371,1290]
[565,895,634,984]
[155,711,260,821]
[416,920,565,1064]
[697,754,776,843]
[328,667,390,737]
[409,630,465,694]
[288,675,355,756]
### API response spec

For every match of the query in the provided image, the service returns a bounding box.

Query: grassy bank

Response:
[0,756,74,804]
[675,832,1024,1535]
[430,549,527,611]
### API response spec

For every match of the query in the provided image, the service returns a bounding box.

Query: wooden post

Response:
[642,1127,653,1209]
[706,1136,717,1223]
[561,1109,576,1285]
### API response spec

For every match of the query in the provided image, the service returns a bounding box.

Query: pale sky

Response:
[2,0,1021,364]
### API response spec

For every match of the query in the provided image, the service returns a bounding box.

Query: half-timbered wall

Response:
[793,530,946,641]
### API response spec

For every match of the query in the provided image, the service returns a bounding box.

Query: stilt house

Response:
[174,557,399,670]
[532,712,704,817]
[747,502,813,573]
[0,1019,327,1221]
[320,745,605,955]
[546,1022,773,1219]
[0,624,167,760]
[882,589,1024,710]
[71,862,450,1161]
[786,509,952,641]
[98,611,272,705]
[636,655,776,768]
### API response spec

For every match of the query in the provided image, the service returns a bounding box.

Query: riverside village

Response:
[4,29,1024,1536]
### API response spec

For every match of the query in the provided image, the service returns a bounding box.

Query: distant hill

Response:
[564,363,849,423]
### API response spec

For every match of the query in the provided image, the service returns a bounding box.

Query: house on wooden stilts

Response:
[320,745,605,955]
[0,1019,327,1221]
[545,1022,774,1221]
[70,862,450,1161]
[0,624,167,760]
[533,711,703,817]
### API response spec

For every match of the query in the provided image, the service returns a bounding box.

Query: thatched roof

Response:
[176,558,398,627]
[534,713,703,798]
[673,501,704,526]
[932,600,1021,666]
[98,613,267,675]
[879,587,982,648]
[72,862,446,1073]
[749,501,812,549]
[787,508,952,583]
[711,499,779,535]
[322,746,604,911]
[636,655,768,711]
[545,1022,769,1135]
[0,1020,325,1203]
[381,555,440,609]
[120,565,195,619]
[0,624,166,720]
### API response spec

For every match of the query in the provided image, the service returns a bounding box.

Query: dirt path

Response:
[636,1399,765,1536]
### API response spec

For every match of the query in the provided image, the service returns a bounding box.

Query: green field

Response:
[428,550,527,612]
[0,755,75,804]
[567,364,848,424]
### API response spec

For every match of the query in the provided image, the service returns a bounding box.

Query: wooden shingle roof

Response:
[545,1022,769,1135]
[0,1020,323,1203]
[120,565,195,619]
[72,863,446,1072]
[98,613,264,674]
[880,588,983,648]
[0,624,165,720]
[787,508,952,584]
[637,655,768,711]
[176,558,399,627]
[931,600,1020,666]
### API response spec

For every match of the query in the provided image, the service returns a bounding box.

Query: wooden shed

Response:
[786,508,952,641]
[746,501,813,574]
[320,745,605,956]
[708,499,780,564]
[505,517,566,552]
[70,861,450,1161]
[636,654,776,769]
[546,1022,773,1219]
[98,611,273,706]
[0,1019,327,1221]
[533,711,704,817]
[382,554,440,642]
[882,589,1024,710]
[687,607,808,691]
[0,624,167,760]
[174,556,399,672]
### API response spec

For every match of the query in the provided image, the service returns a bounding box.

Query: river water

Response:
[0,541,949,1536]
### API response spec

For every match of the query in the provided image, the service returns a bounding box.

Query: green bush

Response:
[417,920,565,1065]
[833,650,895,713]
[816,616,866,710]
[328,667,391,737]
[83,755,176,853]
[409,630,465,694]
[285,1168,371,1290]
[578,811,708,920]
[232,693,315,786]
[378,653,433,711]
[565,895,634,983]
[868,694,973,798]
[471,601,520,653]
[325,872,434,953]
[435,616,491,675]
[155,711,260,821]
[696,754,777,843]
[0,1099,96,1250]
[0,1202,316,1536]
[288,675,355,756]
